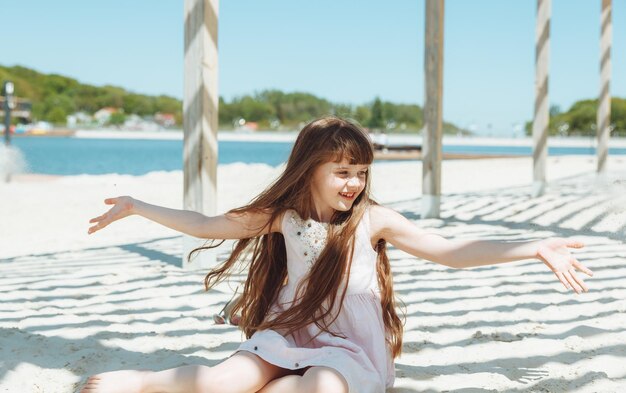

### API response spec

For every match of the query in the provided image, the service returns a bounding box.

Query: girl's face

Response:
[310,158,369,221]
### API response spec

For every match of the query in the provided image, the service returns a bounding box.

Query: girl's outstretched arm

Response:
[370,205,593,293]
[88,196,278,239]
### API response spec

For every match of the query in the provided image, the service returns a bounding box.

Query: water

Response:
[7,136,626,176]
[11,137,293,175]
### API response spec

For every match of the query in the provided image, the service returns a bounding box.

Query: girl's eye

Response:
[337,171,348,175]
[358,171,368,176]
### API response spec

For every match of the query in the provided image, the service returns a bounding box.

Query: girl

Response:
[82,116,592,393]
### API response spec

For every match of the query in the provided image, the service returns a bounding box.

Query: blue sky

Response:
[1,0,624,136]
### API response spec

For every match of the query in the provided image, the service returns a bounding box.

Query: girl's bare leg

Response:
[80,351,292,393]
[257,366,348,393]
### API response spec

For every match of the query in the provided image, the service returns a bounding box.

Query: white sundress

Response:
[237,208,394,392]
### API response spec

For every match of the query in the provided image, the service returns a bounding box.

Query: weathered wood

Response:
[422,0,444,219]
[597,0,612,173]
[532,0,550,197]
[183,0,219,269]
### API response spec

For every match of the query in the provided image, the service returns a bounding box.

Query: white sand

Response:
[1,155,625,392]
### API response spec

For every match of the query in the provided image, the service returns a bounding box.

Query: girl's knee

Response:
[301,367,349,393]
[194,366,227,393]
[195,352,288,393]
[194,365,252,393]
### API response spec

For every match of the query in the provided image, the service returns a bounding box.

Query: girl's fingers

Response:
[570,270,589,293]
[89,212,109,224]
[571,258,594,277]
[567,239,585,249]
[563,271,583,294]
[89,199,123,234]
[556,272,570,291]
[87,216,111,234]
[89,220,108,233]
[89,214,104,223]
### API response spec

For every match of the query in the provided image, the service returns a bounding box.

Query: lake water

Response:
[8,136,626,176]
[11,137,293,175]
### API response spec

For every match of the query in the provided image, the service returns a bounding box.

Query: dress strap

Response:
[357,205,378,256]
[361,205,373,237]
[281,209,293,234]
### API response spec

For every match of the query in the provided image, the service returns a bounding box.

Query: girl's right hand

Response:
[88,196,135,234]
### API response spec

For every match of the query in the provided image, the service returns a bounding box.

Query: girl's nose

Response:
[347,177,360,188]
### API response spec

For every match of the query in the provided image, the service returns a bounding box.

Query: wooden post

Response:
[422,0,444,219]
[597,0,612,173]
[183,0,219,269]
[532,0,550,197]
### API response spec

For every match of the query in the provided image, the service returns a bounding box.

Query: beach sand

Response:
[1,155,625,392]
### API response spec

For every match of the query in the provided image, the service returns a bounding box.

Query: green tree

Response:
[332,103,354,120]
[353,105,371,126]
[97,86,125,109]
[154,95,181,114]
[44,74,79,95]
[549,104,562,117]
[368,97,384,130]
[257,90,286,122]
[0,65,481,132]
[47,107,68,125]
[236,96,275,122]
[382,102,422,131]
[123,93,154,116]
[75,84,102,113]
[43,94,75,122]
[108,112,126,126]
[524,98,626,137]
[612,98,626,135]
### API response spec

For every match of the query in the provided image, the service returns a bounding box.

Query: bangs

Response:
[328,126,374,165]
[285,116,374,173]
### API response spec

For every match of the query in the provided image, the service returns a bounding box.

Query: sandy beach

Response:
[1,155,625,392]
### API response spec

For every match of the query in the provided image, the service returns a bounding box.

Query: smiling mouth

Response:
[339,192,356,199]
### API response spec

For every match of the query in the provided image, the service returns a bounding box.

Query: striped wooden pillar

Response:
[422,0,444,219]
[597,0,612,173]
[183,0,219,269]
[532,0,550,197]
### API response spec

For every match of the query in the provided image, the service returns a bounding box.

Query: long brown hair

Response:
[190,116,404,357]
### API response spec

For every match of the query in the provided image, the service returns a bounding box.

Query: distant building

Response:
[94,107,119,125]
[234,118,259,132]
[243,121,259,131]
[67,111,93,128]
[123,114,161,131]
[154,112,176,128]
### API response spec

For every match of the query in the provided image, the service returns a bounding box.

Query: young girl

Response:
[82,116,592,393]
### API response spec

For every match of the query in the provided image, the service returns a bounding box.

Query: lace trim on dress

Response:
[288,212,330,268]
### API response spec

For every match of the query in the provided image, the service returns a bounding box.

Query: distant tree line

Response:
[0,64,468,133]
[525,98,626,137]
[0,65,182,125]
[219,92,466,134]
[4,65,626,137]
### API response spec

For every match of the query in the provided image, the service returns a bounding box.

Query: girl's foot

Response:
[80,370,147,393]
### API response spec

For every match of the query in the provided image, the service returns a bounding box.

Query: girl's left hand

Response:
[536,237,593,294]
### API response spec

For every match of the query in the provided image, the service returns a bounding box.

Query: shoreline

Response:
[4,154,608,181]
[18,129,625,148]
[4,154,623,183]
